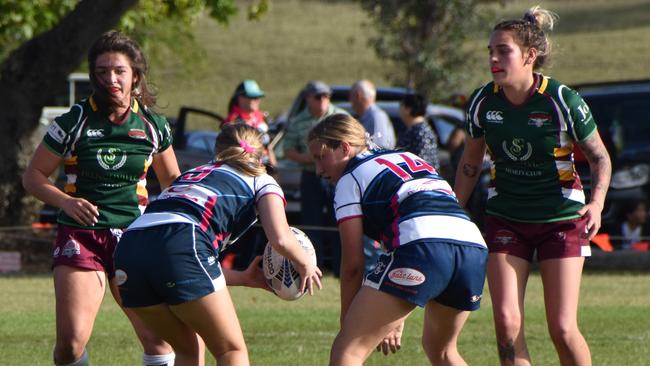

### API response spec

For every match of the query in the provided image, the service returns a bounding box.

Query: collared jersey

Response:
[139,163,284,251]
[334,150,486,251]
[466,74,597,222]
[43,97,173,228]
[283,104,348,171]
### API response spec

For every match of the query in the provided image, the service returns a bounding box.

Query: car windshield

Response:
[585,92,650,163]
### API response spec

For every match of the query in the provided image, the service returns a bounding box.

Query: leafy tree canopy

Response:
[360,0,498,101]
[0,0,268,60]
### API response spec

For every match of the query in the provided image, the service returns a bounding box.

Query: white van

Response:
[37,72,92,135]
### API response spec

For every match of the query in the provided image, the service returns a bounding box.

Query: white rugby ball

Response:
[262,227,317,301]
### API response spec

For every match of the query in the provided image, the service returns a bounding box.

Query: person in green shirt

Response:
[454,7,611,366]
[23,31,180,366]
[283,81,347,273]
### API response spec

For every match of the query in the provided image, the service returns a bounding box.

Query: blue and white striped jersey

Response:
[334,150,485,251]
[130,163,284,250]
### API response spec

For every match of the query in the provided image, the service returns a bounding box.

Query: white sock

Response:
[55,349,89,366]
[142,352,175,366]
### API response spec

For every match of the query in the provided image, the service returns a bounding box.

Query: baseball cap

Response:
[235,80,265,98]
[304,80,332,96]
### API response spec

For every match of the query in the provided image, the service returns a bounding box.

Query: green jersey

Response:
[43,97,173,228]
[466,74,597,222]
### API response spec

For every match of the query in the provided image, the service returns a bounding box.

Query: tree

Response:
[360,0,495,101]
[0,0,266,226]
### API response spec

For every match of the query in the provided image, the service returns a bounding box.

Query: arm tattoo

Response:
[580,135,612,204]
[462,163,479,178]
[498,339,516,364]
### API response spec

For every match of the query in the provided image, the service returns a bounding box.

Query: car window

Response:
[185,132,218,155]
[584,92,650,163]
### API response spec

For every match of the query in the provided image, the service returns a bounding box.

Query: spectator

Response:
[224,79,276,167]
[350,80,397,272]
[397,93,441,171]
[607,200,650,250]
[283,80,347,273]
[350,80,396,149]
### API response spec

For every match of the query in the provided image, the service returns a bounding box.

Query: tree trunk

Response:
[0,0,137,226]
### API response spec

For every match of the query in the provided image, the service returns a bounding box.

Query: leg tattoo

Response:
[498,339,516,364]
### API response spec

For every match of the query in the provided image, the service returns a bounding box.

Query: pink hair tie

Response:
[239,140,256,154]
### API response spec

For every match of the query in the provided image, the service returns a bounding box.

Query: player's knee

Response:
[547,321,579,347]
[54,348,88,366]
[493,311,523,341]
[143,352,175,366]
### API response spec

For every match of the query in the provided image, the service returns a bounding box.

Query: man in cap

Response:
[283,80,348,274]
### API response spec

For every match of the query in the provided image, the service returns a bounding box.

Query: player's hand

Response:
[242,256,272,291]
[577,201,603,240]
[61,196,99,227]
[377,322,404,355]
[296,258,322,296]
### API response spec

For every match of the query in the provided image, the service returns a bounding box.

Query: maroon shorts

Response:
[484,215,590,262]
[52,225,124,278]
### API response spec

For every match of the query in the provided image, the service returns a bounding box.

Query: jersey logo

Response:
[128,129,147,139]
[96,148,128,170]
[86,129,104,138]
[528,112,551,127]
[485,110,504,123]
[388,268,425,286]
[47,122,67,144]
[502,138,532,161]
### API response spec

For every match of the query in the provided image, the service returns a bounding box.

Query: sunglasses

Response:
[312,94,331,100]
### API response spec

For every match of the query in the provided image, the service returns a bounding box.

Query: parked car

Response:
[573,79,650,222]
[146,107,224,198]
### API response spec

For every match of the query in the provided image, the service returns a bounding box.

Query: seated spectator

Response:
[397,93,440,171]
[224,79,276,167]
[606,200,650,250]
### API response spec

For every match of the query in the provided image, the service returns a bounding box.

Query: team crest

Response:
[502,138,533,161]
[128,129,147,139]
[528,112,551,127]
[114,269,128,286]
[373,261,387,275]
[62,240,81,258]
[96,148,127,170]
[494,229,516,245]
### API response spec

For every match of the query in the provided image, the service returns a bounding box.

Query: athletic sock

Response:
[55,349,89,366]
[142,352,175,366]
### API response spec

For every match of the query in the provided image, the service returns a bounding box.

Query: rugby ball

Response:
[262,227,317,301]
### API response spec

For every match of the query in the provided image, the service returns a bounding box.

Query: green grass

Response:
[1,273,649,365]
[149,0,650,129]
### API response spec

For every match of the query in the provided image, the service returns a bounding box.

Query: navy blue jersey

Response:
[130,163,284,250]
[334,151,485,251]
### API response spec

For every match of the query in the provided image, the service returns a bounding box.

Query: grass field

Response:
[1,273,649,365]
[149,0,650,126]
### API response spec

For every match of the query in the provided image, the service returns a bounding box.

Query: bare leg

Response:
[422,301,471,365]
[109,280,179,360]
[539,257,591,366]
[53,266,105,364]
[330,287,415,366]
[170,289,249,366]
[130,304,203,366]
[487,253,532,366]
